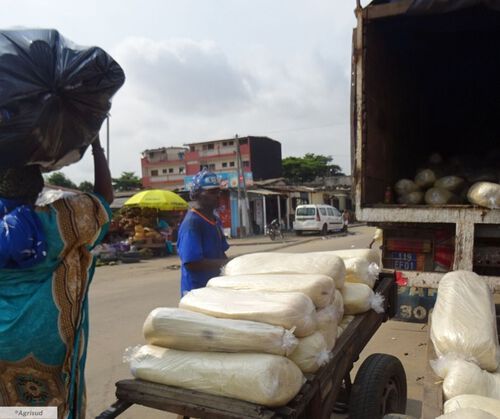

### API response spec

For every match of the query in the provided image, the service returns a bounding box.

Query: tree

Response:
[112,171,142,191]
[46,172,78,189]
[78,181,94,193]
[282,153,344,183]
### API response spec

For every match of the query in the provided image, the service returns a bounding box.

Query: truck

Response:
[352,0,500,324]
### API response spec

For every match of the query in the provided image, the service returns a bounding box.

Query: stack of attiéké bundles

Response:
[429,271,500,418]
[126,248,384,407]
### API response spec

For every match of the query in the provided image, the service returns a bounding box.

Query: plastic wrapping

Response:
[437,408,498,419]
[343,258,380,288]
[331,289,344,322]
[415,169,437,188]
[430,355,500,401]
[288,332,330,373]
[337,315,355,338]
[319,248,381,267]
[467,182,500,209]
[425,187,457,205]
[223,252,346,289]
[316,305,338,351]
[0,29,125,170]
[207,273,334,309]
[128,345,304,407]
[444,395,500,418]
[143,308,299,356]
[341,283,385,315]
[179,287,318,337]
[394,179,419,195]
[397,191,424,205]
[431,271,499,372]
[435,176,465,192]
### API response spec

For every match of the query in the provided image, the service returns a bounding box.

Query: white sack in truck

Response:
[223,252,346,289]
[341,283,385,315]
[467,182,500,209]
[318,248,381,267]
[437,408,498,419]
[430,355,500,401]
[415,168,437,188]
[425,187,457,205]
[316,304,338,351]
[207,273,334,309]
[128,345,304,407]
[397,191,424,205]
[394,179,419,195]
[343,258,380,288]
[430,270,499,372]
[435,176,465,192]
[288,331,330,373]
[331,289,344,321]
[444,395,500,418]
[179,287,318,337]
[143,308,298,356]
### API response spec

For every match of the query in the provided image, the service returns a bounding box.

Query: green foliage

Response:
[112,171,142,191]
[282,153,344,183]
[46,172,78,189]
[78,181,94,193]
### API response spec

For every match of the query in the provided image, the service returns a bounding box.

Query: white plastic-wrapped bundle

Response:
[143,308,298,356]
[341,283,385,315]
[331,289,344,322]
[431,271,499,372]
[207,273,334,309]
[223,252,346,289]
[343,258,380,288]
[425,187,456,205]
[395,179,419,195]
[288,332,330,373]
[435,176,465,192]
[444,395,500,418]
[316,305,338,351]
[430,355,500,401]
[397,191,424,205]
[437,408,498,419]
[467,182,500,209]
[319,248,381,267]
[415,168,437,188]
[337,315,355,338]
[179,287,318,337]
[128,345,304,407]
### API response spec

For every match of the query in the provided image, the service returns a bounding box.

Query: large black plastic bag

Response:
[0,29,125,170]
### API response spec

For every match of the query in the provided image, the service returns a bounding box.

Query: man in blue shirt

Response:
[177,169,230,296]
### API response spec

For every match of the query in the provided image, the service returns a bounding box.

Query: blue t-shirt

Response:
[177,209,229,296]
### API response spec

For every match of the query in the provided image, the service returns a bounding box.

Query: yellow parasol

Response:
[124,189,188,211]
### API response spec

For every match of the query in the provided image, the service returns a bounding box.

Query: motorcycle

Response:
[266,219,284,241]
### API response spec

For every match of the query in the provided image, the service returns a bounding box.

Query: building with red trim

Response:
[141,146,188,190]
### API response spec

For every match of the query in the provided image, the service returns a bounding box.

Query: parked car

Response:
[293,204,343,235]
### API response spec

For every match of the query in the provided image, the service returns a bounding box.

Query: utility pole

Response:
[235,134,243,237]
[240,136,250,236]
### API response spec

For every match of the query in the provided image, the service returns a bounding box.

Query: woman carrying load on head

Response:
[0,138,113,419]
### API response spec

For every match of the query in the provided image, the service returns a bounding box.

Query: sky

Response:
[1,0,361,184]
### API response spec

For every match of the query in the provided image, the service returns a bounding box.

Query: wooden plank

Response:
[115,380,278,419]
[363,0,413,20]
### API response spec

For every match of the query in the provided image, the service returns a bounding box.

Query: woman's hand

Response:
[92,137,114,204]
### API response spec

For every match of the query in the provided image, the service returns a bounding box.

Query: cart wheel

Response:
[349,353,407,419]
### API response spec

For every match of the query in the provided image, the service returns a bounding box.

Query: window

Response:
[202,144,208,151]
[151,170,158,176]
[228,141,234,146]
[190,146,195,152]
[169,168,174,173]
[296,207,315,216]
[243,161,250,167]
[327,208,334,216]
[208,164,216,171]
[229,161,235,167]
[207,144,214,150]
[319,208,327,216]
[222,141,228,147]
[179,167,185,174]
[222,162,228,168]
[162,169,167,174]
[332,208,341,217]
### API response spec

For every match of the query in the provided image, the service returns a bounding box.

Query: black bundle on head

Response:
[0,165,44,204]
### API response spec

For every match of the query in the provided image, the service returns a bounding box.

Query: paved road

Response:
[87,226,425,418]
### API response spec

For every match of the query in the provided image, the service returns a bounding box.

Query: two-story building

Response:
[141,147,188,190]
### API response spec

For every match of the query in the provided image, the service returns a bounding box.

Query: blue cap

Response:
[190,168,220,199]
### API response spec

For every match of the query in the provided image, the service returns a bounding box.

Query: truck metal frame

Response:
[352,0,500,290]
